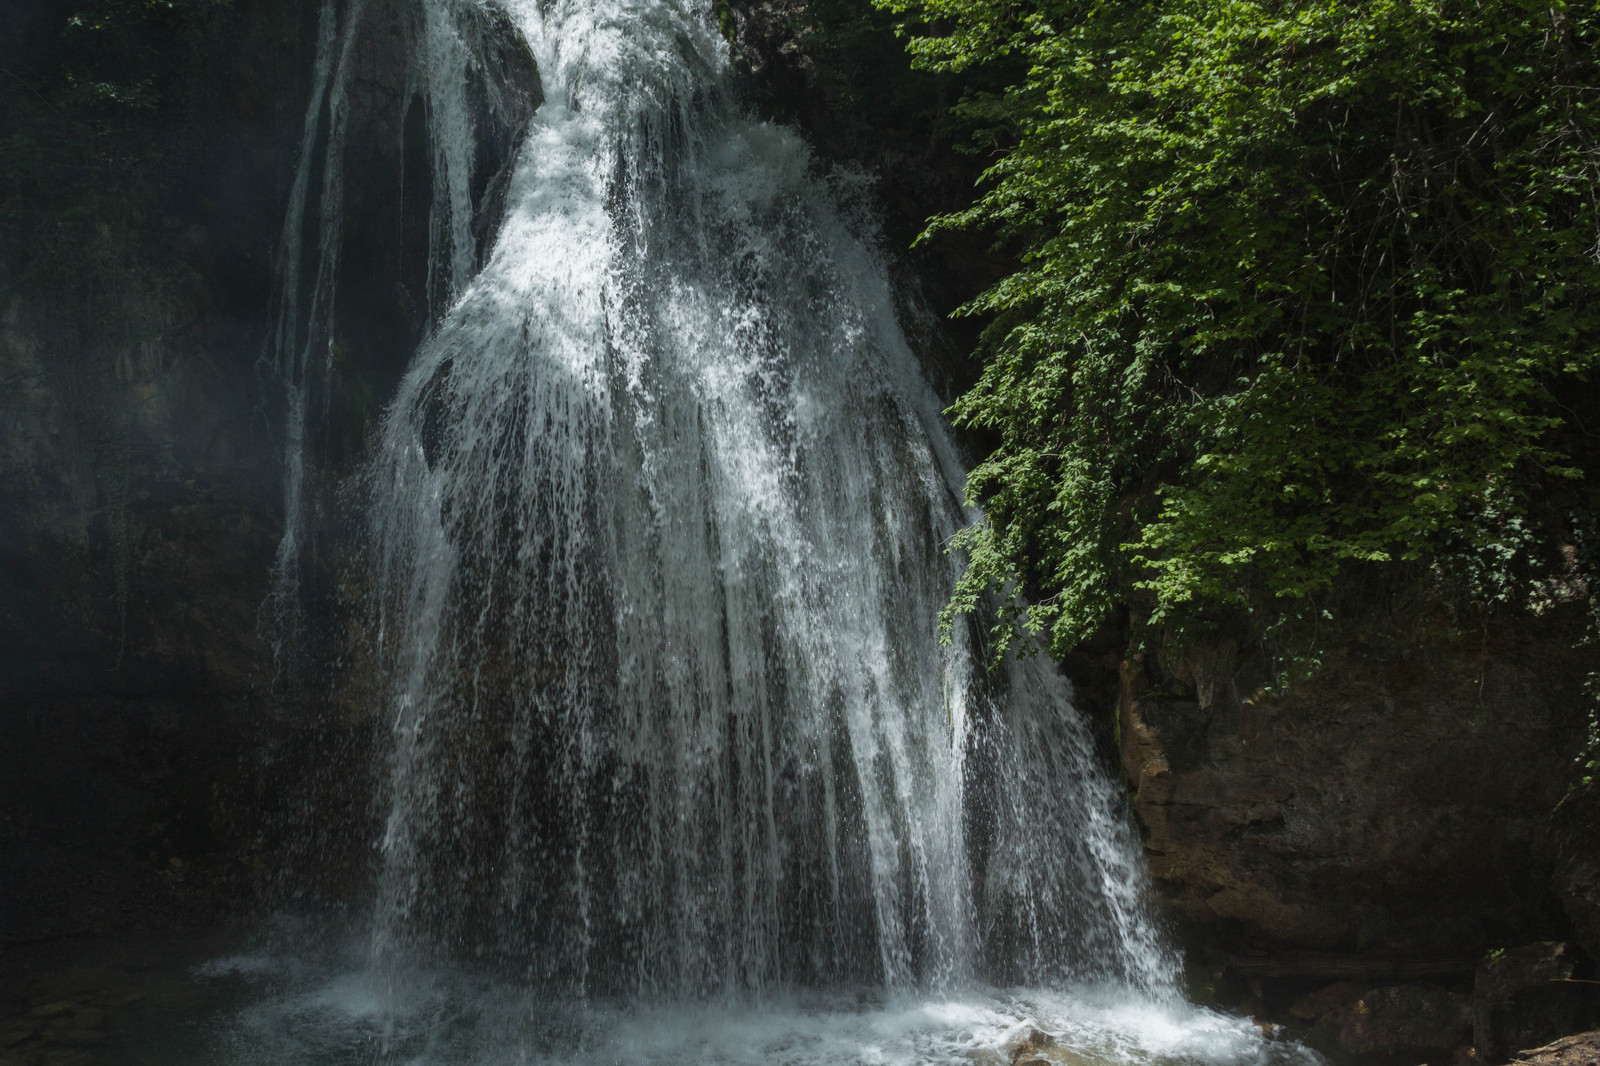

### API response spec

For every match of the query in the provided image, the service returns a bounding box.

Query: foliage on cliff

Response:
[875,0,1600,658]
[1,0,254,217]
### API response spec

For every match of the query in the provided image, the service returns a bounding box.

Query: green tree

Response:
[878,0,1600,659]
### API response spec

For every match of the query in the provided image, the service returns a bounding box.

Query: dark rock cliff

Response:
[1122,600,1591,967]
[1120,596,1600,1054]
[0,0,539,944]
[0,0,314,944]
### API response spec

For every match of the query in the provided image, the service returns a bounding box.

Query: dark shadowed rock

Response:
[1552,784,1600,967]
[1475,943,1600,1063]
[1122,604,1591,976]
[1331,984,1472,1057]
[0,0,539,945]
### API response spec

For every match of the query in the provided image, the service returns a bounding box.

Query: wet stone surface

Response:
[0,933,240,1066]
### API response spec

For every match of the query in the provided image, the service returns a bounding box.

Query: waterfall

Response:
[264,0,538,667]
[350,0,1176,1002]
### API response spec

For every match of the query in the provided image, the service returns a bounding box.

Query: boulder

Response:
[1007,1027,1056,1063]
[1552,784,1600,966]
[1331,984,1472,1057]
[1475,943,1600,1062]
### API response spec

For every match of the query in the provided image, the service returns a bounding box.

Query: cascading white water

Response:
[360,0,1174,1001]
[206,2,1339,1062]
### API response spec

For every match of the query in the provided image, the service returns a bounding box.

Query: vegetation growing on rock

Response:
[872,0,1600,665]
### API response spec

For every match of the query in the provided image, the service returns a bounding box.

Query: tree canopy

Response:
[875,0,1600,658]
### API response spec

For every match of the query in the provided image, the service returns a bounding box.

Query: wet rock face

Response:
[0,0,540,945]
[1122,603,1592,971]
[0,0,311,945]
[312,0,543,471]
[721,0,967,250]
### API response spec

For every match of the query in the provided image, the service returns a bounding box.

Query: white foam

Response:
[203,948,1321,1066]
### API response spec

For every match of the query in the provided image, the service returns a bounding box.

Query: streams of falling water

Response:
[265,0,359,652]
[348,0,1177,1002]
[266,0,527,657]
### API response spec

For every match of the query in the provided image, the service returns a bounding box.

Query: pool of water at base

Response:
[0,928,1326,1066]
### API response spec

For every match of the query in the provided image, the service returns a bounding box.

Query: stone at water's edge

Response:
[1334,984,1472,1058]
[1513,1030,1600,1066]
[1285,980,1472,1060]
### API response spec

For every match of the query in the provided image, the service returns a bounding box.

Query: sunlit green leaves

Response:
[880,0,1600,657]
